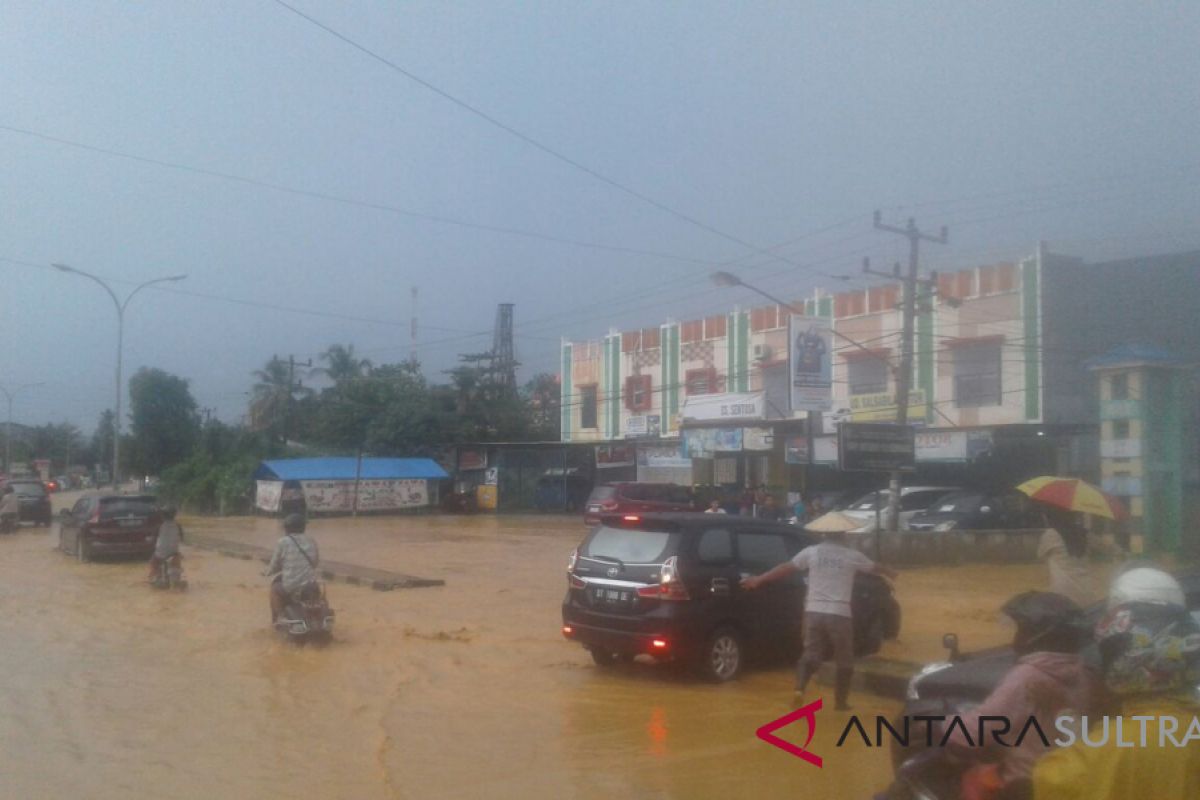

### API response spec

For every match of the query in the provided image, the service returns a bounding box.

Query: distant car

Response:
[895,572,1200,770]
[7,480,52,526]
[841,486,958,532]
[58,494,163,562]
[561,512,901,681]
[906,490,1047,532]
[582,482,695,525]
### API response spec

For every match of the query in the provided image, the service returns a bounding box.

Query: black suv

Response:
[561,513,901,681]
[7,480,52,526]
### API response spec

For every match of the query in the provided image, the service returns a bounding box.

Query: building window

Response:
[1111,373,1129,401]
[625,375,652,412]
[1112,419,1130,440]
[685,367,718,396]
[953,341,1002,407]
[579,384,598,429]
[847,359,889,396]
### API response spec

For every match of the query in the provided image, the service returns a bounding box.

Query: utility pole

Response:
[869,212,947,532]
[410,286,419,367]
[281,356,311,451]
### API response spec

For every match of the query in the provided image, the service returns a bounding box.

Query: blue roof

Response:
[253,457,449,482]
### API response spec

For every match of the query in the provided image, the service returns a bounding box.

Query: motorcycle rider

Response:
[265,513,320,622]
[0,486,19,533]
[148,505,185,581]
[1032,568,1200,799]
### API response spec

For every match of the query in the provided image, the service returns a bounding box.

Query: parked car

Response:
[841,486,958,532]
[894,572,1200,770]
[906,490,1047,532]
[561,512,901,681]
[58,494,163,562]
[582,482,695,525]
[7,480,52,526]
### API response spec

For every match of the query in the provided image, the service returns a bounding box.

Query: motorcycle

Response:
[150,553,187,590]
[273,580,335,644]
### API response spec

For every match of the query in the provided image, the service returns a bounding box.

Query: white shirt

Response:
[704,507,727,514]
[791,541,875,617]
[267,533,320,594]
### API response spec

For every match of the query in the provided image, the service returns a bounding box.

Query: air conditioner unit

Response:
[753,344,772,361]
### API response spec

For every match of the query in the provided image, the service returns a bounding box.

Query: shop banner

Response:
[784,435,810,465]
[596,444,635,468]
[714,427,744,451]
[682,428,718,458]
[742,427,775,451]
[626,414,662,438]
[849,390,927,422]
[789,315,833,412]
[639,445,693,469]
[681,392,764,422]
[458,449,487,471]
[915,429,994,462]
[255,480,282,512]
[300,479,429,512]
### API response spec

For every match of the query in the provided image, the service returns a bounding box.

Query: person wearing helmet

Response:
[265,513,320,622]
[1032,568,1200,799]
[935,591,1101,800]
[147,505,185,580]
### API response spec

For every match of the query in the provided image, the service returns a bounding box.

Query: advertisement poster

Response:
[298,479,429,512]
[742,427,774,451]
[639,445,693,468]
[255,480,282,512]
[784,435,809,465]
[789,315,833,412]
[682,428,718,458]
[595,444,635,468]
[713,428,744,452]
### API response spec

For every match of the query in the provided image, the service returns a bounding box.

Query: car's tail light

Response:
[636,556,690,601]
[622,515,640,523]
[651,638,668,649]
[566,548,578,572]
[562,625,574,637]
[568,573,586,590]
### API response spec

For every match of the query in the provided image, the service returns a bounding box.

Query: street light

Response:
[0,382,45,474]
[52,263,187,488]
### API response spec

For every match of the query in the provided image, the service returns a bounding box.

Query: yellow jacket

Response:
[1033,697,1200,800]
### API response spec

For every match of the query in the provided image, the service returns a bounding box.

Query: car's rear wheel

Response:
[76,535,91,563]
[699,627,743,682]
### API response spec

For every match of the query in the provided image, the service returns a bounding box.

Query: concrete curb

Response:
[186,534,445,591]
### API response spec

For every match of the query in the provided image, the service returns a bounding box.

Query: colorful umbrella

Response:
[1016,476,1129,521]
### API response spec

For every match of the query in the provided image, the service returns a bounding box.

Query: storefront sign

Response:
[915,430,995,462]
[596,444,635,468]
[789,315,833,412]
[458,449,487,471]
[742,427,775,451]
[838,423,916,472]
[849,390,927,422]
[639,445,692,468]
[683,428,717,458]
[626,415,661,438]
[714,428,744,451]
[681,392,764,422]
[784,435,810,465]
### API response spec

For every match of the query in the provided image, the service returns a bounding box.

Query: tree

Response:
[312,344,372,387]
[90,409,115,471]
[128,367,199,474]
[523,373,561,440]
[249,355,312,449]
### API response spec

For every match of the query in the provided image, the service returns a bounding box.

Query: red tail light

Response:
[622,515,641,523]
[568,573,587,590]
[635,556,690,601]
[562,625,574,637]
[651,639,668,649]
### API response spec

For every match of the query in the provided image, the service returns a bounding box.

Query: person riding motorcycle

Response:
[148,505,185,581]
[265,513,320,622]
[1032,568,1200,799]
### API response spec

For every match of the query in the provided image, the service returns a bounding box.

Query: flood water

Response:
[1,506,904,799]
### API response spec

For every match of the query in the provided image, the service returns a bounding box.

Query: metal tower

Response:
[492,303,516,389]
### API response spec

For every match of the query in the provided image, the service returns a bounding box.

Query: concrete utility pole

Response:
[869,212,947,532]
[281,355,312,450]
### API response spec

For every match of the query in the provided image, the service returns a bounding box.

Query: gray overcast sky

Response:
[4,1,1199,431]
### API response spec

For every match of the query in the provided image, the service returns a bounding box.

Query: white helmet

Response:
[1108,567,1185,609]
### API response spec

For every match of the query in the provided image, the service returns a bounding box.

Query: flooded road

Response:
[2,508,917,798]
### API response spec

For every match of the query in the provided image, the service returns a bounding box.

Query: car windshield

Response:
[98,497,158,517]
[11,482,46,497]
[928,493,985,514]
[587,486,616,502]
[581,525,676,564]
[848,491,889,511]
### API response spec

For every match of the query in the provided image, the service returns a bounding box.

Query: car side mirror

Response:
[943,632,961,661]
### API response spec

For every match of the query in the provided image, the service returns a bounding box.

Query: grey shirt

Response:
[267,533,319,594]
[0,493,18,516]
[154,520,184,559]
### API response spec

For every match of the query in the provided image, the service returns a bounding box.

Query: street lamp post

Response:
[1,382,45,474]
[52,264,187,488]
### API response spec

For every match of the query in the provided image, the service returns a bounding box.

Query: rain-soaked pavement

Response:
[4,501,1025,799]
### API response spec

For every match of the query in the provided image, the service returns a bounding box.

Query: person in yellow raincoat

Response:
[1033,568,1200,799]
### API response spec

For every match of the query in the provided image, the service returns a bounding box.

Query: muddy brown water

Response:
[2,508,903,798]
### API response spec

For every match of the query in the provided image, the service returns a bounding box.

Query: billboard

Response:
[789,315,833,412]
[837,423,916,472]
[849,390,927,422]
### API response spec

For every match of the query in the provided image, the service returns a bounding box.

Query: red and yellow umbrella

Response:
[1016,476,1129,521]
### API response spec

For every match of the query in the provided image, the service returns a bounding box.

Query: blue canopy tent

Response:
[253,458,449,515]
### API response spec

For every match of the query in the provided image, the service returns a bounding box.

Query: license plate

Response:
[593,587,631,604]
[587,505,600,512]
[118,518,145,527]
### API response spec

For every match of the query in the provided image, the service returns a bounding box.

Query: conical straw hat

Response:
[804,511,862,533]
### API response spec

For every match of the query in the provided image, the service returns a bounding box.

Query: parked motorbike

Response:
[273,580,335,644]
[150,554,187,590]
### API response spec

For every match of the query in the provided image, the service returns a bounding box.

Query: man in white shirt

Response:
[742,531,896,710]
[704,499,727,514]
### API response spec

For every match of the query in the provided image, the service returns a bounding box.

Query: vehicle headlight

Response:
[934,521,957,532]
[906,662,953,701]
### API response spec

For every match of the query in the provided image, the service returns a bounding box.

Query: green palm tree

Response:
[313,344,372,386]
[249,356,312,445]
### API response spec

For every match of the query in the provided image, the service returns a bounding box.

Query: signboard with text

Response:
[837,423,916,472]
[849,390,927,422]
[681,392,764,422]
[789,315,833,412]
